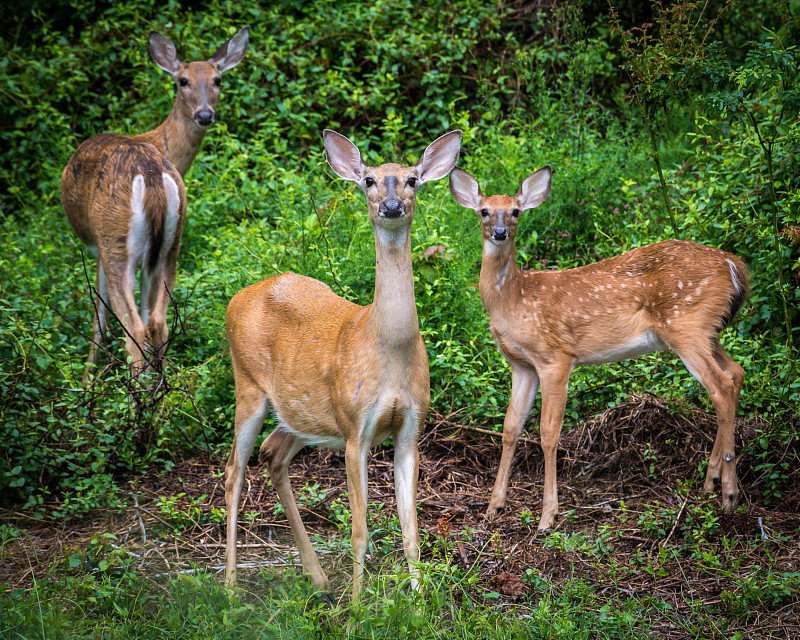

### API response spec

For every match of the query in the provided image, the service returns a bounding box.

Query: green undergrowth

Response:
[3,508,798,640]
[1,569,650,639]
[0,535,657,640]
[3,1,799,637]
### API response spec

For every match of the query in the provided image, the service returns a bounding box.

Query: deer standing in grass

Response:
[61,27,249,380]
[449,166,750,531]
[224,130,462,599]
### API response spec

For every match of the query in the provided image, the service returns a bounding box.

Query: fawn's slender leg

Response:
[486,365,540,518]
[537,360,573,532]
[672,339,739,511]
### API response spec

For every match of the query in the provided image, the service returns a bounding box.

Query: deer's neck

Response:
[479,241,522,311]
[368,225,420,351]
[134,103,207,177]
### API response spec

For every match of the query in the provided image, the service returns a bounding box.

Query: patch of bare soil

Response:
[2,394,799,638]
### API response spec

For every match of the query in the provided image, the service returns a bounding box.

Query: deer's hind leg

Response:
[670,336,740,512]
[142,172,183,363]
[143,242,180,364]
[83,261,109,384]
[102,254,148,376]
[703,344,744,500]
[260,426,330,592]
[224,389,269,586]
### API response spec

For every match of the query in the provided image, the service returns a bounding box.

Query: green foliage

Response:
[608,0,736,236]
[721,567,800,615]
[703,26,800,358]
[157,493,223,534]
[2,7,799,638]
[272,482,327,518]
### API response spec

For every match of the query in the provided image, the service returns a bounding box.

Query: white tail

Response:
[224,129,462,600]
[61,27,249,380]
[450,166,750,531]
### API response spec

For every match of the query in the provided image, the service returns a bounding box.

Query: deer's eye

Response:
[407,177,417,188]
[179,77,189,87]
[480,209,489,217]
[364,177,375,188]
[214,77,221,87]
[512,209,520,217]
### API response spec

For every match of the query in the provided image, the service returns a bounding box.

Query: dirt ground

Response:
[2,394,799,638]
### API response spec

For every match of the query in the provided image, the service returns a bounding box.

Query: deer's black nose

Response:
[492,227,508,241]
[382,198,404,218]
[195,109,214,126]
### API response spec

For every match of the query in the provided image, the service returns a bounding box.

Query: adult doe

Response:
[61,27,249,380]
[224,130,462,600]
[449,166,750,531]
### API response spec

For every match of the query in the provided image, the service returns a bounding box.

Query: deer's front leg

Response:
[345,439,370,602]
[536,361,573,532]
[393,412,421,591]
[487,365,540,518]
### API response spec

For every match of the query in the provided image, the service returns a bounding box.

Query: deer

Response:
[449,166,750,532]
[224,129,463,600]
[60,27,249,381]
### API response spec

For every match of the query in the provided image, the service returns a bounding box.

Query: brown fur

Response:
[138,28,249,176]
[61,136,180,265]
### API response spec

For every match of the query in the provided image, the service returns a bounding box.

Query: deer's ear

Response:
[516,165,552,211]
[323,129,367,183]
[148,32,181,76]
[209,26,250,72]
[449,168,483,211]
[415,130,462,184]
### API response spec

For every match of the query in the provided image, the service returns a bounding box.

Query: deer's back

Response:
[226,272,361,383]
[489,240,749,368]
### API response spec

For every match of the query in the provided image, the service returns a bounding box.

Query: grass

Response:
[0,540,655,639]
[3,120,799,637]
[3,518,796,639]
